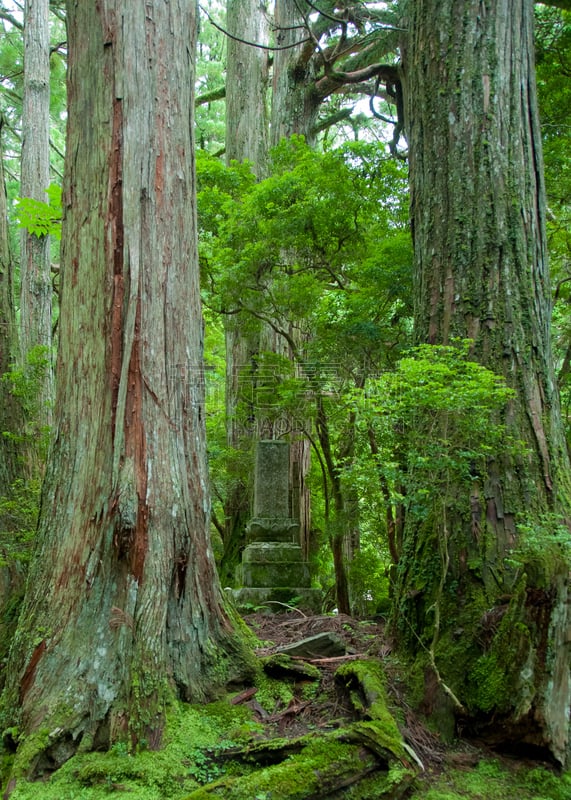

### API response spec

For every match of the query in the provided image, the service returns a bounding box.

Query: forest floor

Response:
[238,610,571,800]
[4,609,570,799]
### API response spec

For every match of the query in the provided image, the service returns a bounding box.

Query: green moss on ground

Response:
[2,659,570,800]
[407,758,571,800]
[254,672,295,714]
[4,698,259,800]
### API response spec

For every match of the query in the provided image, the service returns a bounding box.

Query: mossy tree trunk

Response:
[395,0,571,763]
[1,0,253,781]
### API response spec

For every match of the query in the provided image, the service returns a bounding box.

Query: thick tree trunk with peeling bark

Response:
[395,0,571,764]
[20,0,53,426]
[1,0,253,782]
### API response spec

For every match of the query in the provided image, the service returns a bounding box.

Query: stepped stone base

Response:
[230,586,322,613]
[238,542,310,588]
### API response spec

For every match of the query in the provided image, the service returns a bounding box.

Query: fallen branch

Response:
[302,653,370,665]
[230,687,258,705]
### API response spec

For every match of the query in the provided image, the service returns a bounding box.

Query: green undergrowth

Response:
[407,758,571,800]
[5,699,263,800]
[182,735,410,799]
[3,675,570,800]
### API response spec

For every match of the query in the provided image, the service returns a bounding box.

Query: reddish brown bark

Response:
[1,0,253,781]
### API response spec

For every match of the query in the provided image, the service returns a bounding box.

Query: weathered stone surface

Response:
[235,440,322,613]
[246,517,299,544]
[253,440,290,519]
[262,653,322,680]
[241,561,310,588]
[275,632,347,659]
[242,543,304,563]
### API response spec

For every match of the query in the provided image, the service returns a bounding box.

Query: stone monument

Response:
[232,440,321,612]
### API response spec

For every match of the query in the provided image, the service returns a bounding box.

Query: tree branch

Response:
[195,85,226,107]
[0,10,23,30]
[199,4,311,52]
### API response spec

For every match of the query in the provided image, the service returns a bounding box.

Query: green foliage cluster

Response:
[198,136,410,346]
[0,346,53,553]
[347,544,390,617]
[346,340,518,611]
[535,7,571,444]
[511,512,571,576]
[360,340,517,519]
[0,478,39,563]
[2,345,52,463]
[15,184,62,240]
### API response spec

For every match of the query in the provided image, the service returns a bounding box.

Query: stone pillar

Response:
[247,440,299,544]
[253,439,289,518]
[232,440,321,612]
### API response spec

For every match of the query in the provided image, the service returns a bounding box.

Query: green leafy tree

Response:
[199,136,413,609]
[345,342,517,617]
[15,182,61,239]
[535,7,571,440]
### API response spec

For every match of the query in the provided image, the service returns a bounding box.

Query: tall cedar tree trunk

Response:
[223,2,313,579]
[0,127,28,693]
[20,0,53,427]
[0,124,23,495]
[271,0,320,146]
[220,0,269,586]
[1,0,253,781]
[225,0,269,172]
[397,0,571,763]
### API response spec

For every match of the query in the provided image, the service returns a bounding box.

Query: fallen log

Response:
[183,659,417,800]
[183,721,415,799]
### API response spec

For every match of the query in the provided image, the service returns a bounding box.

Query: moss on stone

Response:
[261,653,322,681]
